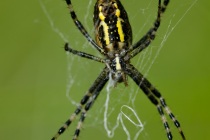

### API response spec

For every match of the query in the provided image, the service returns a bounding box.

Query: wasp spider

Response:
[52,0,185,140]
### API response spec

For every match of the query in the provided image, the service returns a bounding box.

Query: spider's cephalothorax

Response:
[52,0,186,140]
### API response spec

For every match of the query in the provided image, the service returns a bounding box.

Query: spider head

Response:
[107,53,128,86]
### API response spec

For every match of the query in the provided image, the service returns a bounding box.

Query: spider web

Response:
[39,0,197,139]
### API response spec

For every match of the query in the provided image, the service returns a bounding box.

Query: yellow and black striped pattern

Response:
[94,0,132,52]
[52,1,186,140]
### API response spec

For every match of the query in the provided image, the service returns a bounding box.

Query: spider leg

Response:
[128,0,170,59]
[65,0,105,55]
[72,72,109,140]
[51,67,109,140]
[64,43,105,63]
[125,64,185,140]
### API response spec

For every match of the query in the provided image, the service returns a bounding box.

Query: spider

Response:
[52,0,186,140]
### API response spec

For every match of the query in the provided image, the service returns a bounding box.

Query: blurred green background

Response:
[0,0,209,140]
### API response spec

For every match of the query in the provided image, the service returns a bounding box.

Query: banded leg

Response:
[72,73,109,140]
[128,0,170,59]
[159,97,186,140]
[64,43,105,63]
[51,67,109,140]
[134,78,172,140]
[65,0,105,54]
[125,64,185,140]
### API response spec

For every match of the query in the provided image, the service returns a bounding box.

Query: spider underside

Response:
[52,0,185,140]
